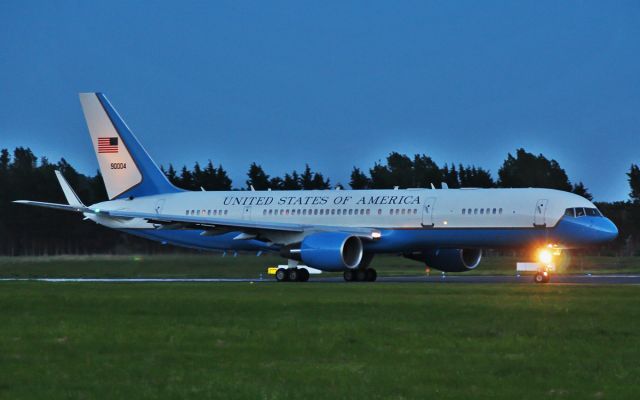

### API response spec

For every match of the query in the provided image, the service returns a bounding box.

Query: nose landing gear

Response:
[534,270,550,284]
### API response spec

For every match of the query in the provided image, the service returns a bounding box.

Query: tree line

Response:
[0,146,639,255]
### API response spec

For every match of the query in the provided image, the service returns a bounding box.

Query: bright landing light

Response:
[538,249,553,265]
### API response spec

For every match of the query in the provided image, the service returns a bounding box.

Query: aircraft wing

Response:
[13,200,380,239]
[101,209,380,239]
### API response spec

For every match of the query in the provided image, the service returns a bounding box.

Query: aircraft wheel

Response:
[298,268,310,282]
[366,268,377,282]
[356,269,367,282]
[275,268,288,282]
[343,269,355,282]
[288,268,299,282]
[534,273,548,284]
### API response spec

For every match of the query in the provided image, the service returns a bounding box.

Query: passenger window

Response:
[331,209,335,215]
[319,209,323,215]
[360,209,365,215]
[348,209,353,215]
[366,209,370,215]
[474,209,478,215]
[493,208,496,214]
[414,209,418,214]
[185,210,189,215]
[499,208,502,214]
[390,209,394,215]
[462,209,466,215]
[575,208,585,217]
[480,209,484,215]
[378,209,382,215]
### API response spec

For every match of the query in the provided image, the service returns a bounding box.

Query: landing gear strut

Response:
[343,268,377,282]
[275,268,310,282]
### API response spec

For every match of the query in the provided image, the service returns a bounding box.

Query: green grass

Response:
[0,282,639,399]
[1,254,640,279]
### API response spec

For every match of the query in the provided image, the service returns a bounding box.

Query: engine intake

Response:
[296,232,363,272]
[404,248,482,272]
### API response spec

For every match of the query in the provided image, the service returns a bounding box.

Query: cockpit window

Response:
[566,207,602,218]
[586,208,601,217]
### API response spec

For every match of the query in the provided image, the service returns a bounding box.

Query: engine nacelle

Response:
[299,232,363,272]
[404,248,482,272]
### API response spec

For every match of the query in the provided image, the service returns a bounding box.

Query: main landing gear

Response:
[275,268,310,282]
[343,268,377,282]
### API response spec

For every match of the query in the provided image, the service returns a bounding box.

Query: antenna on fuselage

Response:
[441,182,449,189]
[430,183,436,189]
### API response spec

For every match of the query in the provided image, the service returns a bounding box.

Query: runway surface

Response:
[1,274,639,285]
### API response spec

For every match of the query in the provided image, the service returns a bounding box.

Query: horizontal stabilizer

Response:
[13,200,92,213]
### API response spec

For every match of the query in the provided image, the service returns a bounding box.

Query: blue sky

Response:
[1,1,639,201]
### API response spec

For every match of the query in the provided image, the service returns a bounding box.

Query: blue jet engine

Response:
[297,232,364,272]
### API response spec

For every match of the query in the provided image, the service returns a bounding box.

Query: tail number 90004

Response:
[110,162,127,170]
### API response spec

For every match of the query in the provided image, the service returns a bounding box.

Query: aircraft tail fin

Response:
[78,92,181,200]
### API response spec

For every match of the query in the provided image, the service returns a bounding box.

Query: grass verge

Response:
[0,282,639,399]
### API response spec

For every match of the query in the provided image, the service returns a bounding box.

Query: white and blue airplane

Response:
[15,93,618,283]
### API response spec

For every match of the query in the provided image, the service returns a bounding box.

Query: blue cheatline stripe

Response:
[95,93,182,199]
[123,217,616,253]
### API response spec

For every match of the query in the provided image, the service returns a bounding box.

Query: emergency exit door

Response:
[422,197,436,227]
[242,206,252,220]
[534,199,548,227]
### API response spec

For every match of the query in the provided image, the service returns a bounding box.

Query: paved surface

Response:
[1,274,640,285]
[315,274,640,285]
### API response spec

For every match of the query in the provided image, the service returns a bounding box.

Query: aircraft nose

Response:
[593,217,618,242]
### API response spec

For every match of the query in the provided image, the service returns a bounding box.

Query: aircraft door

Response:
[242,206,252,220]
[422,197,436,227]
[534,199,548,227]
[154,199,165,214]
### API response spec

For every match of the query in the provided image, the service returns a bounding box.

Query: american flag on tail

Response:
[98,137,119,153]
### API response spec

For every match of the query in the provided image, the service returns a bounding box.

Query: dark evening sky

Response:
[1,1,639,201]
